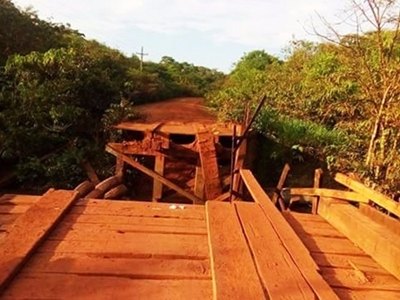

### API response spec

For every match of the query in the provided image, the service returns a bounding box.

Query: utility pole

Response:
[136,46,148,72]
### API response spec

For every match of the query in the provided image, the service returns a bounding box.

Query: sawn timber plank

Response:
[206,201,265,299]
[235,201,315,299]
[0,189,79,293]
[239,169,339,300]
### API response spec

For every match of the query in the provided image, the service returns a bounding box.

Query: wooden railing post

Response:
[312,169,323,214]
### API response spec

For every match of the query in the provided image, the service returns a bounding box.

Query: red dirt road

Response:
[136,97,218,124]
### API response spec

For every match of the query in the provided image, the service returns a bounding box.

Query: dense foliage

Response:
[208,0,400,194]
[0,0,223,191]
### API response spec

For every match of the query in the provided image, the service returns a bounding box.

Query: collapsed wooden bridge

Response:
[0,98,399,299]
[1,169,400,299]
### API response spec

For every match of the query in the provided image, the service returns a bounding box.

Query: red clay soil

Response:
[136,97,218,124]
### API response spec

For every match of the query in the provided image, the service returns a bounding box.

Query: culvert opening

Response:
[122,130,145,141]
[170,134,196,145]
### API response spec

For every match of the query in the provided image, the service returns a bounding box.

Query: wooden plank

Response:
[318,197,400,280]
[2,273,212,300]
[153,154,165,201]
[335,173,400,217]
[289,188,369,203]
[311,253,386,274]
[206,201,265,299]
[39,234,209,260]
[232,126,247,194]
[115,154,125,176]
[24,252,211,279]
[194,165,205,200]
[211,192,230,202]
[272,163,290,207]
[62,213,206,229]
[115,121,236,136]
[240,169,339,300]
[297,235,365,256]
[235,202,315,299]
[312,169,323,214]
[197,130,221,200]
[285,212,346,239]
[51,221,207,236]
[320,267,400,291]
[73,199,205,220]
[107,141,160,157]
[106,145,201,204]
[0,214,20,226]
[333,288,400,300]
[0,194,39,205]
[153,135,168,201]
[0,189,79,293]
[359,204,400,236]
[286,211,327,223]
[71,206,206,220]
[75,198,206,211]
[0,206,29,214]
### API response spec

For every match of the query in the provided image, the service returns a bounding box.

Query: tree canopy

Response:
[0,0,224,190]
[207,0,400,194]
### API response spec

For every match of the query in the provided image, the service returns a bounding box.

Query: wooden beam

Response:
[0,189,79,293]
[153,154,165,202]
[107,142,160,157]
[335,173,400,217]
[206,201,265,299]
[115,154,124,177]
[240,169,339,300]
[81,161,100,184]
[104,184,128,199]
[115,122,239,136]
[271,163,290,210]
[235,202,315,299]
[84,188,104,199]
[153,135,169,202]
[232,126,247,196]
[288,188,369,203]
[106,145,201,204]
[211,192,230,202]
[194,165,205,201]
[107,142,198,159]
[359,204,400,236]
[74,180,94,198]
[95,175,122,193]
[312,169,323,214]
[197,130,221,200]
[318,197,400,280]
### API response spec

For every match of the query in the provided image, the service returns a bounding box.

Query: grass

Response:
[255,109,348,149]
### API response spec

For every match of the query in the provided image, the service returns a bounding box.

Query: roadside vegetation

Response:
[207,0,400,195]
[0,0,224,191]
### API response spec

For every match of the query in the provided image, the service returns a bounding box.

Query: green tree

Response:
[207,50,280,122]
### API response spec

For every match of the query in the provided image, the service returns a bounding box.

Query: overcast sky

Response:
[12,0,350,72]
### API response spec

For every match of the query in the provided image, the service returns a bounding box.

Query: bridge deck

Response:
[0,192,399,299]
[285,211,400,300]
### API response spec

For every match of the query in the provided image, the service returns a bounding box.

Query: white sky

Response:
[12,0,350,72]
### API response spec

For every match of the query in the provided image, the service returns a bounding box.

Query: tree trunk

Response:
[365,88,391,168]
